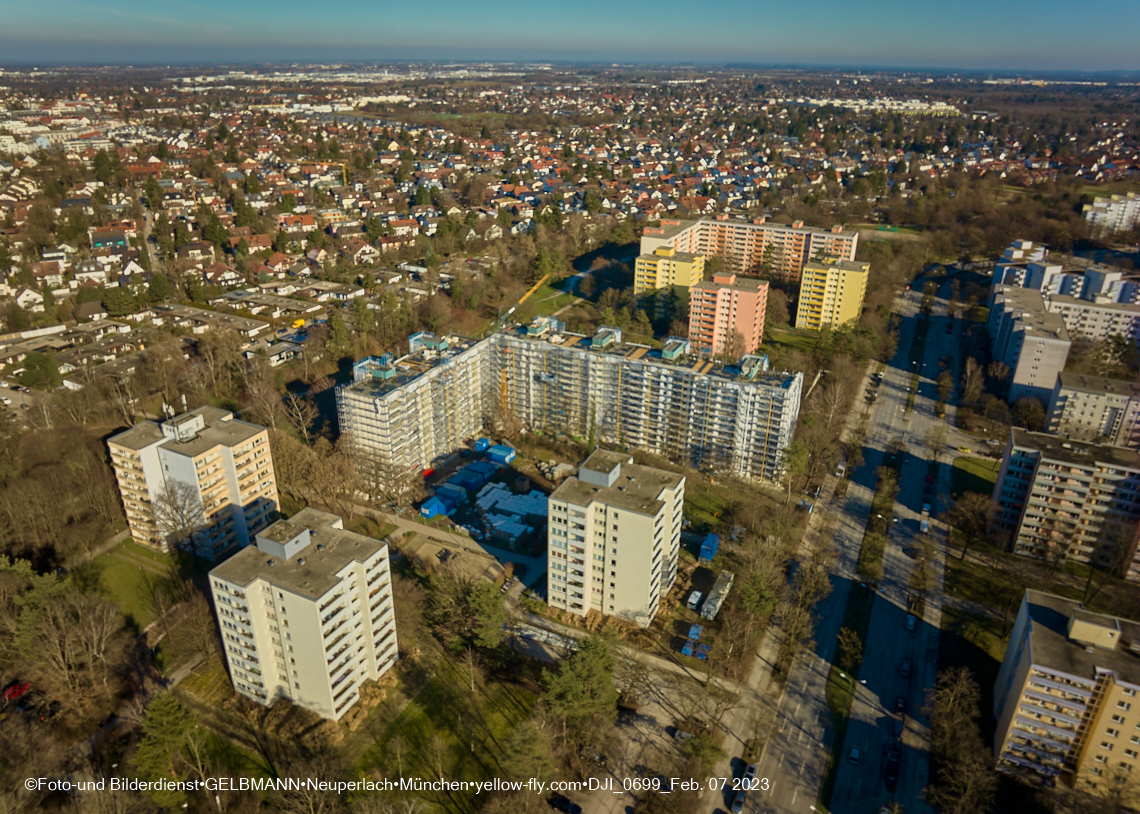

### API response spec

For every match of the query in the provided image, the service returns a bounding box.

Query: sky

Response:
[0,0,1138,72]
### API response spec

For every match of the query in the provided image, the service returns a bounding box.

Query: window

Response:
[1113,715,1126,724]
[1126,749,1138,759]
[1102,742,1114,751]
[1108,729,1120,738]
[1120,701,1133,711]
[1096,754,1108,763]
[1121,763,1133,773]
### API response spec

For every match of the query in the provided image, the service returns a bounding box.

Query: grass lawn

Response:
[967,304,990,323]
[765,327,820,353]
[512,284,579,324]
[347,514,397,542]
[357,659,536,813]
[94,540,175,628]
[951,456,1000,497]
[180,655,237,706]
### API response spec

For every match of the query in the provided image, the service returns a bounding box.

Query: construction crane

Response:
[299,160,349,187]
[495,274,551,331]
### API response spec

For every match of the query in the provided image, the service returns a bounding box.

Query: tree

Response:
[152,481,208,554]
[944,492,995,560]
[836,626,863,673]
[133,693,195,808]
[101,287,137,317]
[1012,396,1046,431]
[542,635,618,726]
[961,357,984,406]
[0,302,31,332]
[765,288,791,332]
[326,312,349,357]
[147,272,173,302]
[19,351,62,389]
[498,720,554,784]
[282,393,319,444]
[780,440,810,505]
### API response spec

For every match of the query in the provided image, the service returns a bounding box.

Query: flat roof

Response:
[210,507,388,600]
[1011,428,1140,472]
[551,459,683,515]
[109,406,264,456]
[1024,590,1140,686]
[1057,372,1140,399]
[580,449,629,473]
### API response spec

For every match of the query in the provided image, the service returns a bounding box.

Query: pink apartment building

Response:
[688,272,769,357]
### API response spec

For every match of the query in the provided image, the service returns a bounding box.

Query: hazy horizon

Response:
[1,0,1138,73]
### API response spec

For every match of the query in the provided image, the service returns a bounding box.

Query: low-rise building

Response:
[1046,373,1140,451]
[547,450,683,627]
[209,507,398,721]
[992,429,1140,581]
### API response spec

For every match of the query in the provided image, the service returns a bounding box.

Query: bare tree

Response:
[283,393,319,444]
[152,480,208,554]
[242,358,284,431]
[961,357,984,406]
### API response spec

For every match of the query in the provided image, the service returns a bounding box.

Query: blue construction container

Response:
[449,470,483,491]
[436,483,467,504]
[689,624,703,641]
[486,444,516,466]
[699,533,720,562]
[420,496,447,518]
[474,438,491,452]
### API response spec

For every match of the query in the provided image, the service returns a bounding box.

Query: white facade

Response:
[987,286,1071,405]
[1047,373,1140,450]
[547,451,684,627]
[1083,192,1140,236]
[209,508,398,721]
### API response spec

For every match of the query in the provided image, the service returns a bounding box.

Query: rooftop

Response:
[1010,427,1140,472]
[551,458,683,516]
[1023,590,1140,686]
[210,507,388,600]
[109,406,264,455]
[1056,372,1140,399]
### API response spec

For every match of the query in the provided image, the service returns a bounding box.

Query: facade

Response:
[688,272,769,356]
[209,508,398,721]
[337,323,802,487]
[640,216,858,284]
[1046,373,1140,451]
[1044,295,1140,345]
[992,240,1139,306]
[987,286,1072,405]
[547,450,683,627]
[1083,192,1140,237]
[794,258,870,330]
[992,429,1140,581]
[108,406,278,559]
[633,246,706,295]
[994,590,1140,796]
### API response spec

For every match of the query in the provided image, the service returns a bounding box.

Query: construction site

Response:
[336,320,803,486]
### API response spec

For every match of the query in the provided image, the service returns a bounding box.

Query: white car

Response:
[0,397,10,405]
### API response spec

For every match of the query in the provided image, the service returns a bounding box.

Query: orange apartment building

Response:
[689,272,769,357]
[640,216,858,284]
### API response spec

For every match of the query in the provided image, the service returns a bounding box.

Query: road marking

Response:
[791,790,798,804]
[794,701,801,716]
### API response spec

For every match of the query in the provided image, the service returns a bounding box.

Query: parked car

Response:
[743,763,757,782]
[548,794,581,814]
[899,659,911,678]
[1,681,30,702]
[957,446,971,453]
[892,720,904,739]
[895,697,907,715]
[731,790,746,813]
[848,746,861,765]
[674,730,694,743]
[906,614,917,632]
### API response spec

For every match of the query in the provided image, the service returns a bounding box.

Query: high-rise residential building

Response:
[108,406,278,560]
[993,240,1140,306]
[640,216,858,284]
[688,272,769,356]
[633,246,706,295]
[1043,295,1140,344]
[337,324,802,488]
[992,429,1140,581]
[794,258,870,330]
[987,286,1072,405]
[1083,192,1140,237]
[547,450,683,627]
[208,507,398,721]
[994,589,1140,795]
[1046,373,1140,451]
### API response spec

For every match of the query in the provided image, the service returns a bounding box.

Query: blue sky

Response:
[0,0,1137,71]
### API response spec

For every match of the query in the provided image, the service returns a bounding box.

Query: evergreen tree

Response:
[133,693,194,808]
[542,635,618,724]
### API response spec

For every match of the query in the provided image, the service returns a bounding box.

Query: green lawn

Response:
[357,660,536,813]
[765,327,820,353]
[951,456,1000,497]
[512,284,579,324]
[94,540,176,628]
[967,304,990,323]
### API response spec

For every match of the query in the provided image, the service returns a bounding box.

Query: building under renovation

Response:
[337,320,803,486]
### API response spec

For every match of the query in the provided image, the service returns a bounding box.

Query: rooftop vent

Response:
[267,559,276,567]
[317,544,325,551]
[297,558,306,566]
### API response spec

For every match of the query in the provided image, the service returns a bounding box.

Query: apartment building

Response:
[209,507,398,721]
[688,272,769,356]
[994,589,1140,796]
[640,216,857,284]
[987,286,1072,404]
[992,240,1139,305]
[1047,373,1140,451]
[992,429,1140,581]
[108,406,278,559]
[633,246,706,295]
[1044,295,1140,344]
[547,450,683,627]
[337,322,802,487]
[794,258,870,330]
[1083,192,1140,236]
